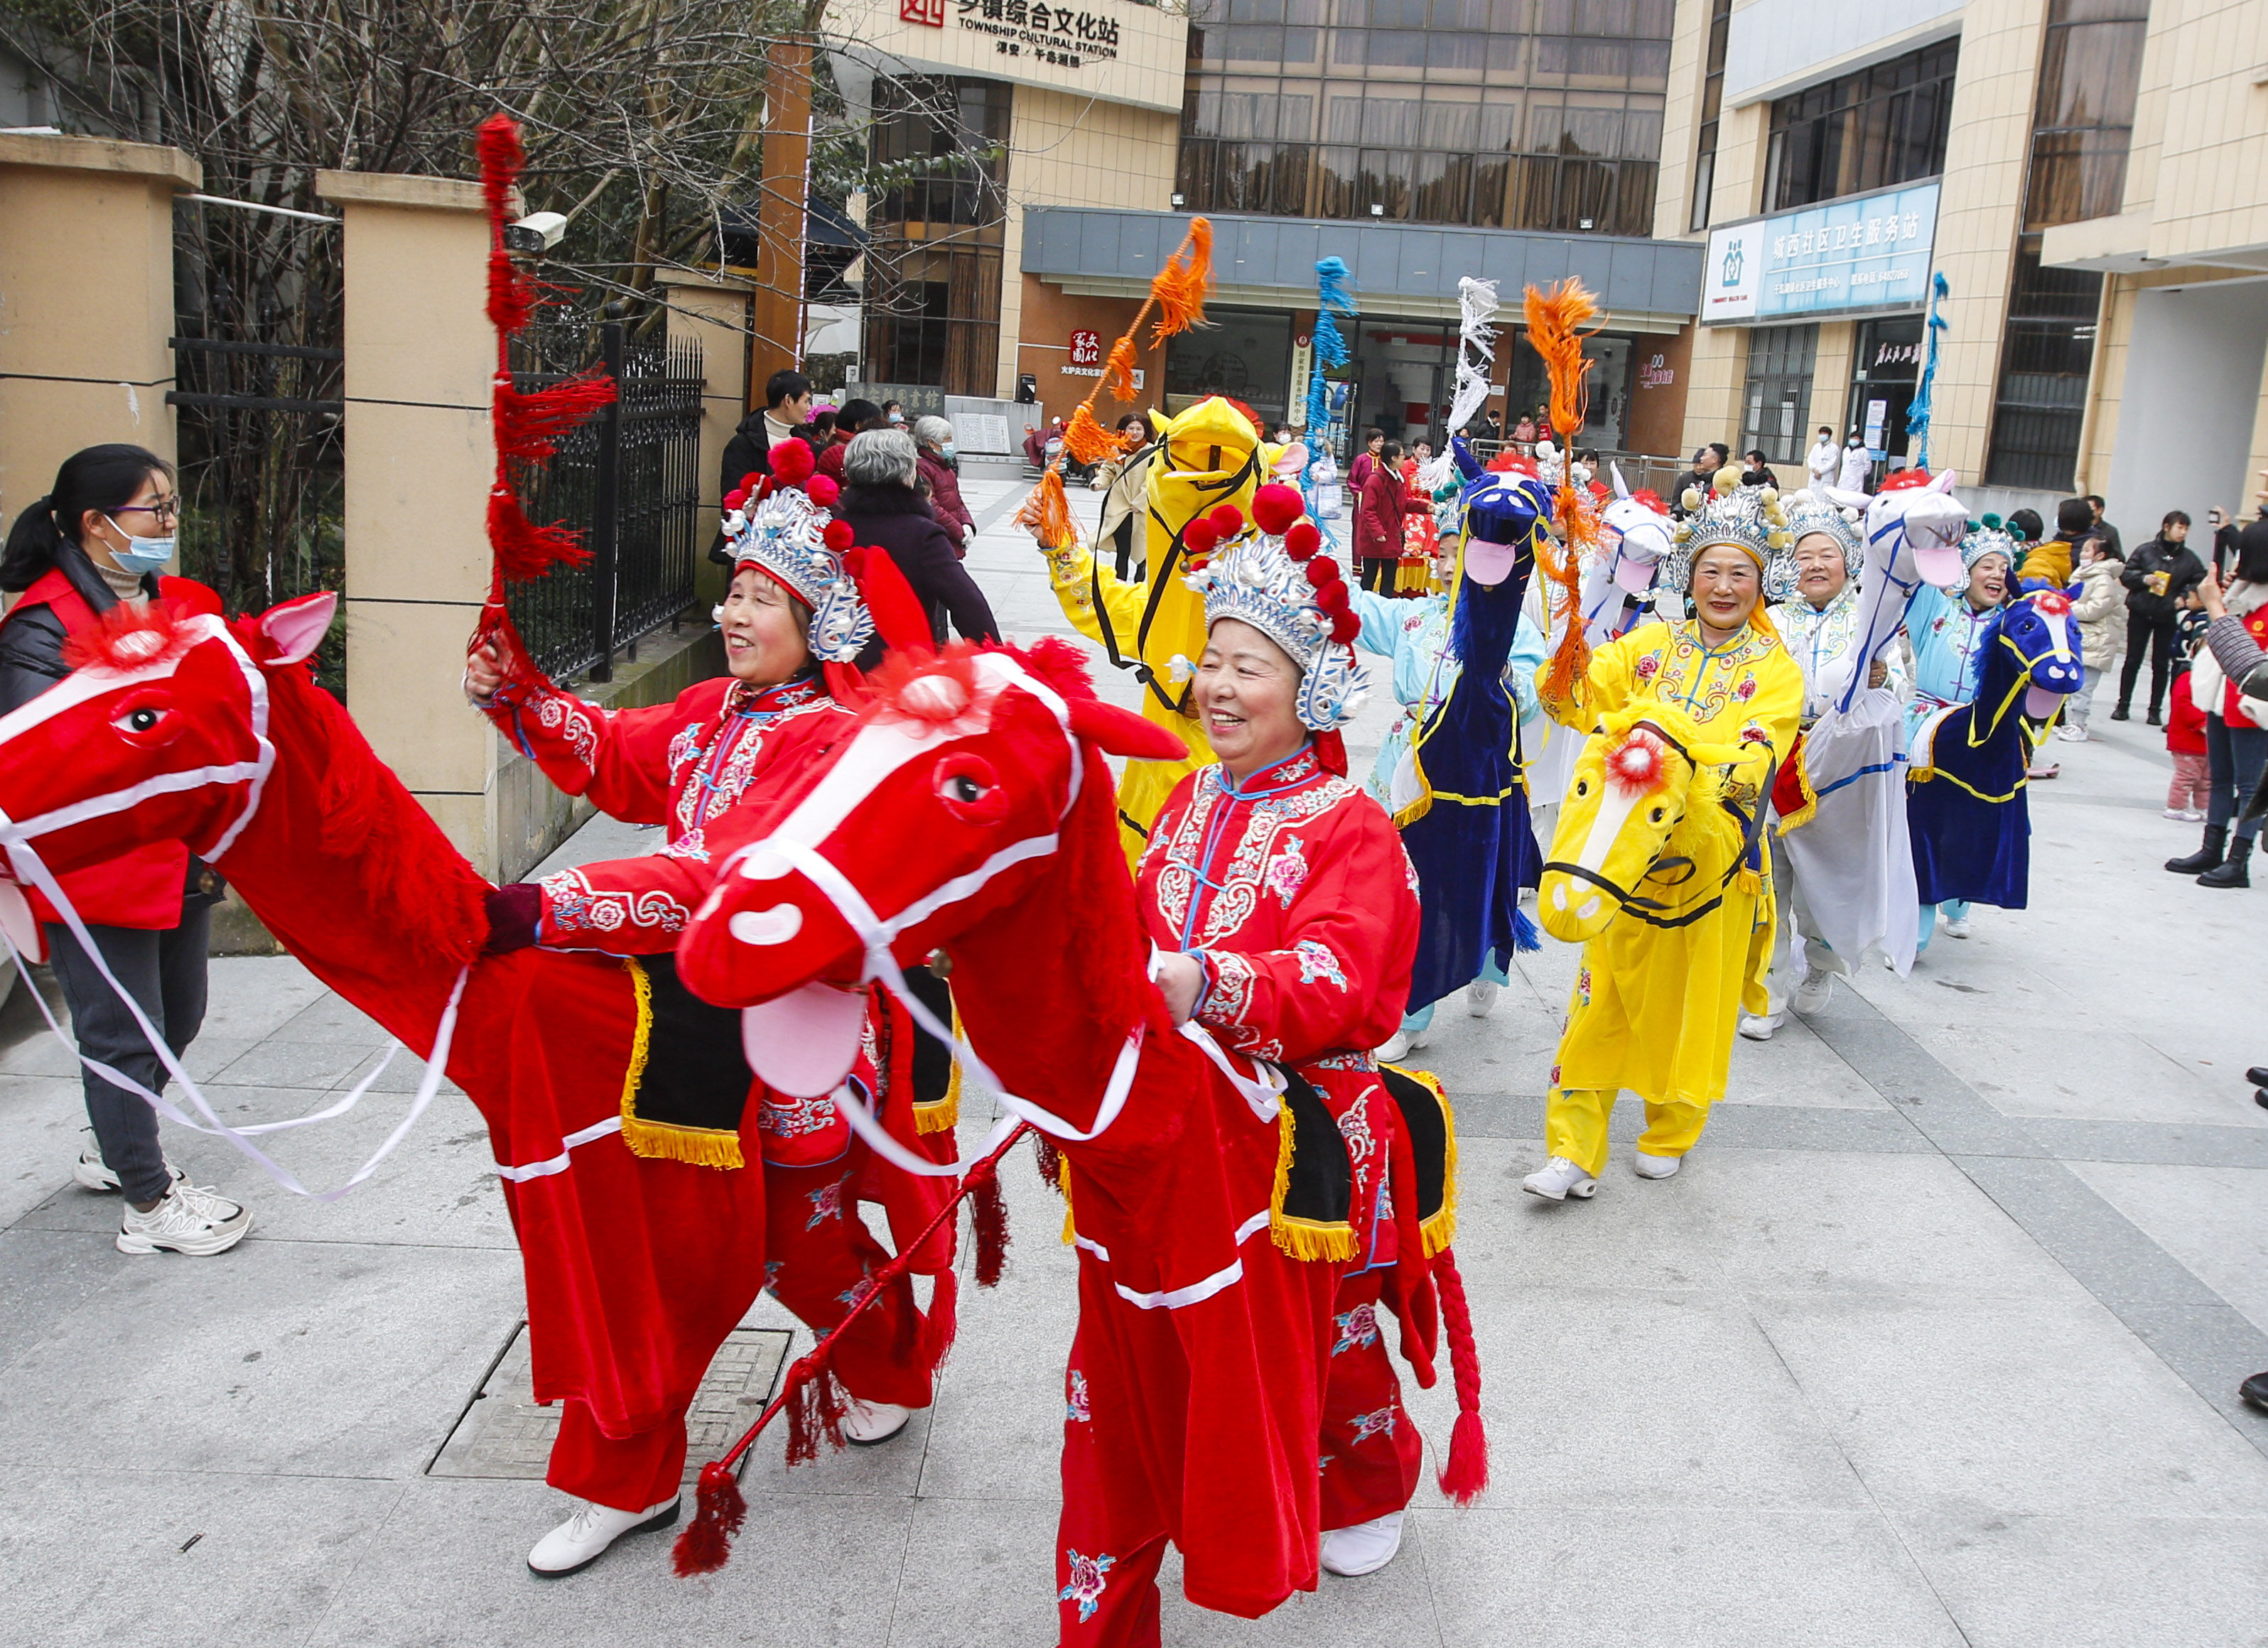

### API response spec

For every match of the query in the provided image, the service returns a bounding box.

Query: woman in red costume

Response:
[465,442,946,1576]
[1059,484,1429,1642]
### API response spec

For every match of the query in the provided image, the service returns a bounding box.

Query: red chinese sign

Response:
[902,0,946,25]
[1069,329,1101,367]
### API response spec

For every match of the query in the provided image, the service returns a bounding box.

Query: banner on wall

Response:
[1702,180,1940,325]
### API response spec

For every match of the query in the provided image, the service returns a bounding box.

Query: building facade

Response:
[1660,0,2268,527]
[824,0,1704,455]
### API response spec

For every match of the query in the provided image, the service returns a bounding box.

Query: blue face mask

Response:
[941,443,958,461]
[106,517,174,575]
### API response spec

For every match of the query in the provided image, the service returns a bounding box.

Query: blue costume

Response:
[1906,588,2085,938]
[1367,443,1552,1028]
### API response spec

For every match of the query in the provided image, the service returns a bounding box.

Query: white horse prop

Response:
[1777,468,1970,978]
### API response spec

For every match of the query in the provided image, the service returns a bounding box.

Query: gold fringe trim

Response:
[1268,1102,1359,1262]
[615,958,745,1170]
[1775,745,1820,834]
[1390,1064,1460,1257]
[917,983,964,1134]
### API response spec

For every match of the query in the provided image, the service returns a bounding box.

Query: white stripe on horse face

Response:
[0,614,223,743]
[1575,771,1648,875]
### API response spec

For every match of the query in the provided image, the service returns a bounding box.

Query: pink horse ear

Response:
[1065,698,1186,761]
[256,592,338,663]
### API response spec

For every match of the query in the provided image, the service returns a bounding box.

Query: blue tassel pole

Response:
[1302,256,1358,558]
[1906,271,1950,471]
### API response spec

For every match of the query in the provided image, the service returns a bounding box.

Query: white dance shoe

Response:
[1737,1010,1783,1041]
[1941,916,1974,939]
[1792,970,1835,1015]
[841,1398,914,1445]
[1320,1511,1405,1577]
[1464,980,1501,1018]
[526,1495,680,1577]
[1522,1156,1598,1202]
[1632,1150,1681,1180]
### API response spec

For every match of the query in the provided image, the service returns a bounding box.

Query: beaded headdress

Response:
[1960,513,2025,575]
[720,440,873,664]
[1662,468,1793,615]
[1183,482,1371,732]
[1778,490,1864,597]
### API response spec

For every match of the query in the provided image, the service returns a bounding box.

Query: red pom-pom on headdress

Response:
[823,520,855,552]
[1329,610,1360,644]
[1250,483,1303,536]
[1183,520,1220,556]
[1284,521,1322,560]
[806,475,840,509]
[1206,504,1246,538]
[1304,559,1334,587]
[771,440,816,484]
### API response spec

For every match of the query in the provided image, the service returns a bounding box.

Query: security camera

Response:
[504,211,568,254]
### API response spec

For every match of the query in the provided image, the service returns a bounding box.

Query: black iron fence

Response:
[506,307,704,682]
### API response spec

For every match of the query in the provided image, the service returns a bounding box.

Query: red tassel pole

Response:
[971,1164,1010,1287]
[1431,1248,1489,1507]
[671,1460,748,1578]
[671,1122,1035,1578]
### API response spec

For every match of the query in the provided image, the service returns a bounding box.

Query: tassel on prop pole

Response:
[1038,218,1214,477]
[672,1122,1034,1578]
[1524,278,1602,721]
[1906,271,1950,473]
[471,114,617,675]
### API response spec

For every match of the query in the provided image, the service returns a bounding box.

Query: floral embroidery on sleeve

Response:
[1292,938,1348,991]
[538,867,690,938]
[1262,836,1309,906]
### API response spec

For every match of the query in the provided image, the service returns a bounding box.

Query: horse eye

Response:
[950,775,983,803]
[131,709,158,731]
[1649,807,1667,823]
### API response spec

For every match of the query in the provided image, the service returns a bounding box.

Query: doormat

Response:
[429,1322,794,1482]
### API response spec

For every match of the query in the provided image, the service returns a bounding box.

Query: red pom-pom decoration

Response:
[1304,559,1334,587]
[1250,483,1304,536]
[740,472,763,494]
[723,489,746,511]
[806,475,840,508]
[823,520,855,551]
[1317,581,1351,617]
[841,546,868,577]
[1184,520,1220,555]
[1207,504,1246,538]
[770,440,815,484]
[1329,610,1361,644]
[1284,521,1322,559]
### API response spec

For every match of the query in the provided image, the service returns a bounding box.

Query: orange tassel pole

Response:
[1013,467,1079,551]
[1524,278,1603,716]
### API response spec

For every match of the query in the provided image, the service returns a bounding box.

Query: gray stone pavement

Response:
[4,460,2267,1645]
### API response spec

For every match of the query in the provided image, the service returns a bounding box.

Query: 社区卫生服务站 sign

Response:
[1702,181,1940,325]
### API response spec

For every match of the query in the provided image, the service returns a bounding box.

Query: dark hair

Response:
[2086,494,2105,511]
[809,408,838,436]
[1818,425,1832,436]
[1380,440,1404,462]
[1744,450,1768,466]
[2056,498,2095,536]
[2161,509,2191,531]
[2008,507,2046,545]
[1707,442,1731,462]
[1365,428,1383,444]
[764,369,811,410]
[1116,413,1148,436]
[1,443,175,593]
[836,397,882,433]
[881,399,901,414]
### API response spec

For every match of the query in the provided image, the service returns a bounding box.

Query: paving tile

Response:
[1156,1517,1446,1647]
[0,1228,124,1372]
[0,1466,404,1648]
[1418,1505,1965,1648]
[0,1071,93,1227]
[1895,1511,2268,1648]
[885,1494,1059,1648]
[0,1237,523,1479]
[303,1475,912,1648]
[197,955,336,1041]
[2066,1161,2268,1335]
[1910,1024,2257,1129]
[1751,1292,2268,1519]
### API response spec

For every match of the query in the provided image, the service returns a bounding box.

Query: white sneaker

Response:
[840,1397,913,1446]
[2056,725,2088,742]
[526,1495,680,1577]
[1632,1150,1681,1180]
[115,1181,251,1257]
[1941,916,1974,939]
[72,1129,186,1196]
[1522,1156,1598,1202]
[1464,980,1501,1019]
[2183,808,2205,823]
[2164,807,2189,820]
[1374,1031,1411,1063]
[1319,1511,1405,1577]
[1737,1011,1783,1041]
[1791,970,1833,1015]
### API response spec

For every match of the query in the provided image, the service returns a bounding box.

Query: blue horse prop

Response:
[1393,439,1552,1017]
[1906,587,2085,913]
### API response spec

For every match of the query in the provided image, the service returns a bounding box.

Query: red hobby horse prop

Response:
[668,639,1489,1633]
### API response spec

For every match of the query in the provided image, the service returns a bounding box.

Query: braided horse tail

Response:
[1430,1247,1489,1505]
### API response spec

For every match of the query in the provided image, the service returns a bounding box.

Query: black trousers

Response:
[45,899,211,1204]
[1359,556,1395,592]
[2118,612,2178,714]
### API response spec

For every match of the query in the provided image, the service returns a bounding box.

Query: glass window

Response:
[1762,37,1956,212]
[863,77,1011,396]
[1688,0,1731,231]
[1181,0,1668,230]
[1984,235,2102,490]
[2024,1,2149,229]
[1165,308,1297,423]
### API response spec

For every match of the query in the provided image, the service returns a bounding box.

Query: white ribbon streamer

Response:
[0,815,470,1203]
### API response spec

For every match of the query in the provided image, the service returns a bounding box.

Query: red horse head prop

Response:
[0,593,335,899]
[676,640,1177,1097]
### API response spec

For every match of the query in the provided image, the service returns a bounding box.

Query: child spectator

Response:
[2165,609,2213,819]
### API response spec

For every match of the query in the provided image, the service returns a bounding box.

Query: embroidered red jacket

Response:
[1137,746,1422,1268]
[483,672,850,948]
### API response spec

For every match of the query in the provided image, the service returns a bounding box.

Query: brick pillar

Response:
[657,270,755,609]
[0,133,198,526]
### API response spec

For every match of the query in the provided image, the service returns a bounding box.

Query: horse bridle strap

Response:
[1539,749,1778,931]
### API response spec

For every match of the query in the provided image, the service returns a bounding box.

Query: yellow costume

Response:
[1541,619,1803,1172]
[1033,395,1280,861]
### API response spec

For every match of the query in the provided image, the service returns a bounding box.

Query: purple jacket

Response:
[917,450,976,552]
[836,481,1000,645]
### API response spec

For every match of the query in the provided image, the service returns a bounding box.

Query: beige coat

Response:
[2071,557,2124,671]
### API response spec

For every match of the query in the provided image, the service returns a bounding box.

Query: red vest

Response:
[3,570,218,930]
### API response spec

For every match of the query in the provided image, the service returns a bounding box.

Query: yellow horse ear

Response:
[1684,738,1754,768]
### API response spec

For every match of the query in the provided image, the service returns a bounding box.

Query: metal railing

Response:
[504,305,703,683]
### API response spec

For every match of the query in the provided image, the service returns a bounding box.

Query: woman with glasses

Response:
[0,444,244,1257]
